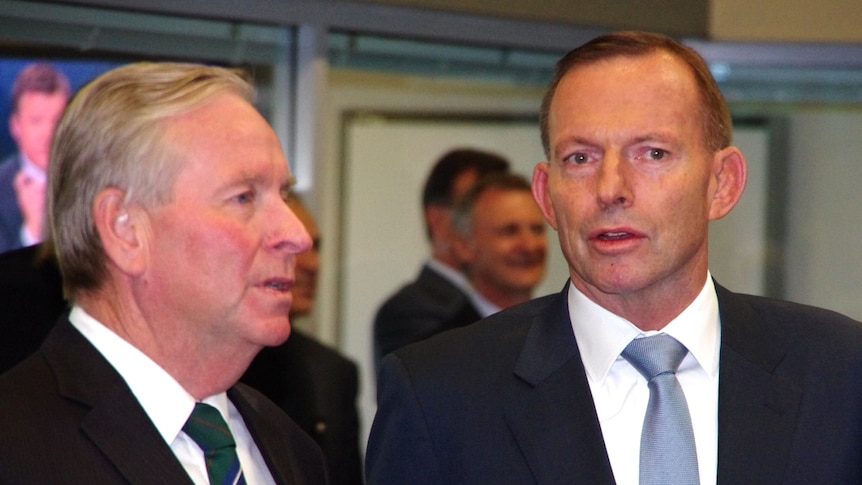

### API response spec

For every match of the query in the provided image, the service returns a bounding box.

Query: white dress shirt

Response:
[69,306,275,485]
[464,285,501,318]
[17,155,46,246]
[569,275,720,485]
[426,258,471,295]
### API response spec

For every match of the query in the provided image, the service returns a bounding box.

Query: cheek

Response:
[163,216,257,274]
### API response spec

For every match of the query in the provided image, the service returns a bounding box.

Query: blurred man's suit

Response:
[0,243,64,372]
[243,331,364,485]
[373,264,481,367]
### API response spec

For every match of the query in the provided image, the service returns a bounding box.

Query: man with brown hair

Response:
[372,148,510,367]
[367,31,862,484]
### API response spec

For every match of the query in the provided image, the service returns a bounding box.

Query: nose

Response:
[271,201,313,254]
[596,152,633,208]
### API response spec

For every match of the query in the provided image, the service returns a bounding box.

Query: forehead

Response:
[15,91,67,113]
[549,52,703,140]
[561,52,697,103]
[166,94,291,183]
[474,188,539,216]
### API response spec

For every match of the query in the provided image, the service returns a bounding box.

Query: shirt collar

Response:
[68,306,229,445]
[569,273,720,386]
[19,155,46,184]
[464,285,501,318]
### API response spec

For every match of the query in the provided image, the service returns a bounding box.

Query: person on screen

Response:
[0,63,70,253]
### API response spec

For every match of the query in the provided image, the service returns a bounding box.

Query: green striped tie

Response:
[183,403,246,485]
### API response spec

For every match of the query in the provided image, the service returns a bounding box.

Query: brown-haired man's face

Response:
[533,52,731,319]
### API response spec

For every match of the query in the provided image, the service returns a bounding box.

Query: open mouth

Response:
[598,232,632,241]
[264,280,292,292]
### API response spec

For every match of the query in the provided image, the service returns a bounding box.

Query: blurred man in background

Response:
[243,195,363,485]
[372,148,509,368]
[452,172,548,316]
[374,148,509,364]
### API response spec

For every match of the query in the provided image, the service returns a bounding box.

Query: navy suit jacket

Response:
[373,264,481,369]
[367,282,862,484]
[0,319,328,483]
[0,154,25,253]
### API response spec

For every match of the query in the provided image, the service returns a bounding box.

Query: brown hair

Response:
[10,63,70,113]
[539,31,731,158]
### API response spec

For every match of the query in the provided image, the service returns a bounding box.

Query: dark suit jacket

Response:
[0,243,362,484]
[0,319,328,484]
[0,154,25,253]
[242,331,364,485]
[367,282,862,484]
[0,244,65,373]
[373,264,481,369]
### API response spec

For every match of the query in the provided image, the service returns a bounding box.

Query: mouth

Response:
[262,278,293,292]
[597,231,635,241]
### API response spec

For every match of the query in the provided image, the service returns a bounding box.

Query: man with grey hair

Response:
[451,172,548,316]
[0,62,327,483]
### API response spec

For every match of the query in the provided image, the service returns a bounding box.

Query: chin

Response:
[256,317,292,346]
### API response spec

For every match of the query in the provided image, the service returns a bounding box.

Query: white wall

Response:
[784,109,862,316]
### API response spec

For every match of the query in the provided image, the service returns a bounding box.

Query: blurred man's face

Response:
[10,91,68,170]
[289,201,320,317]
[460,188,547,303]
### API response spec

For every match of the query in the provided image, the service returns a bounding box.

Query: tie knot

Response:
[622,334,688,381]
[183,402,236,452]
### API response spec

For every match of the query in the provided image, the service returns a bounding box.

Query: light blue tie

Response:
[622,334,700,485]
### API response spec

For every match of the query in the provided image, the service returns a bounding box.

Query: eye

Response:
[563,152,590,165]
[646,149,667,161]
[234,190,255,204]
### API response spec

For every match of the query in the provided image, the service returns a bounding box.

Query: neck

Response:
[79,288,256,401]
[472,280,532,310]
[572,271,707,332]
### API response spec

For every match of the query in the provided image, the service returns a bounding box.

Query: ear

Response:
[708,146,748,221]
[93,188,148,276]
[532,162,559,230]
[451,229,475,267]
[425,205,450,240]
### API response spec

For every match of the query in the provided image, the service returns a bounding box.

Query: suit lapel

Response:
[229,385,297,485]
[715,284,802,484]
[503,289,616,484]
[44,320,194,484]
